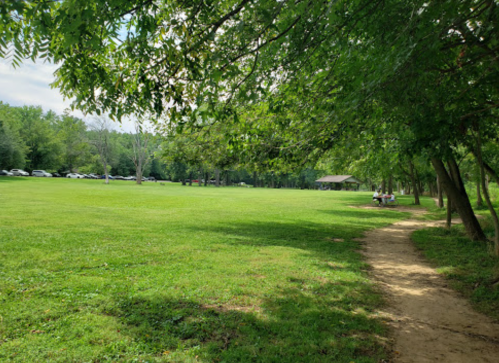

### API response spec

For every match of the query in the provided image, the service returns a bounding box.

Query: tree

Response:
[130,121,153,185]
[54,113,90,172]
[0,102,27,169]
[88,117,114,184]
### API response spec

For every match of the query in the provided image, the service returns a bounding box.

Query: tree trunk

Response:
[215,169,220,187]
[104,161,109,185]
[437,175,444,208]
[381,179,386,194]
[475,126,499,256]
[136,169,142,185]
[198,168,202,187]
[388,176,393,194]
[253,171,258,187]
[446,195,452,230]
[204,172,208,186]
[409,160,420,205]
[136,156,142,185]
[431,157,487,241]
[476,181,483,207]
[189,172,192,186]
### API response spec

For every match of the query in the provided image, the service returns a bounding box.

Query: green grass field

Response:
[0,178,414,362]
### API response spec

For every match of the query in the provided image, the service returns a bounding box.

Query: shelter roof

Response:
[316,175,360,183]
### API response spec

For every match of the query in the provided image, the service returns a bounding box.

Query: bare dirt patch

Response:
[357,208,499,362]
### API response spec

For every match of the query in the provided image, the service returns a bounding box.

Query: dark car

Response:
[0,170,13,176]
[52,172,61,177]
[100,175,114,180]
[147,176,156,181]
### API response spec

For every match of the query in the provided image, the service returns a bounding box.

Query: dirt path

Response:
[358,206,499,363]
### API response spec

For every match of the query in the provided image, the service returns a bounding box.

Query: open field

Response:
[0,178,417,362]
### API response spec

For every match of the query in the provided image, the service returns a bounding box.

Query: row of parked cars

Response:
[0,169,155,181]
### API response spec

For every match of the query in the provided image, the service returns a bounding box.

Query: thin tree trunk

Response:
[476,181,483,207]
[475,126,499,255]
[432,157,487,241]
[253,171,258,187]
[189,172,192,186]
[215,169,220,187]
[381,179,386,194]
[198,168,202,187]
[103,161,109,185]
[388,176,393,194]
[446,195,452,230]
[437,175,444,208]
[204,172,208,187]
[409,161,420,205]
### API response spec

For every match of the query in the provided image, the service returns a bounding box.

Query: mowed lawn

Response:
[0,178,411,362]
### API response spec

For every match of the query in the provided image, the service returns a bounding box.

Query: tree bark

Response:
[215,169,220,187]
[253,171,258,187]
[476,181,483,207]
[381,179,386,194]
[388,176,393,194]
[446,195,452,230]
[475,126,499,255]
[409,161,420,205]
[198,168,202,187]
[431,157,487,241]
[437,175,444,208]
[103,160,109,185]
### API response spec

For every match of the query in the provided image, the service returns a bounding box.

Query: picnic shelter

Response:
[316,175,361,191]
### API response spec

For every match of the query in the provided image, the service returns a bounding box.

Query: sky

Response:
[0,59,137,132]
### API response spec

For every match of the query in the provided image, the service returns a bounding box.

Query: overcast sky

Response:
[0,59,136,132]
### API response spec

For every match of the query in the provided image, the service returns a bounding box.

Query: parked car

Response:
[10,169,29,176]
[124,176,136,180]
[67,173,84,179]
[100,175,115,180]
[114,175,125,180]
[147,176,156,181]
[32,170,52,177]
[52,172,61,177]
[0,170,13,176]
[88,173,100,179]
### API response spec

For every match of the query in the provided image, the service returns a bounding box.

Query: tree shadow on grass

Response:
[107,283,388,362]
[0,176,30,182]
[316,208,410,220]
[97,215,397,361]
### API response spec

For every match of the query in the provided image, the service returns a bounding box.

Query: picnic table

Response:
[372,194,397,207]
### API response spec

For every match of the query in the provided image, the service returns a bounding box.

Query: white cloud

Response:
[0,59,138,133]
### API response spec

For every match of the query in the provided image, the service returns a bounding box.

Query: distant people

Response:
[373,189,383,206]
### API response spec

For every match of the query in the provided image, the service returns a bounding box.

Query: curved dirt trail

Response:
[358,206,499,362]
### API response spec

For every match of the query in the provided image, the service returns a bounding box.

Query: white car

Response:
[66,173,84,179]
[0,170,14,176]
[32,170,53,177]
[10,169,29,176]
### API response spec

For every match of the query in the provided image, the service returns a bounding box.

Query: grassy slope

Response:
[411,185,499,321]
[0,178,413,362]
